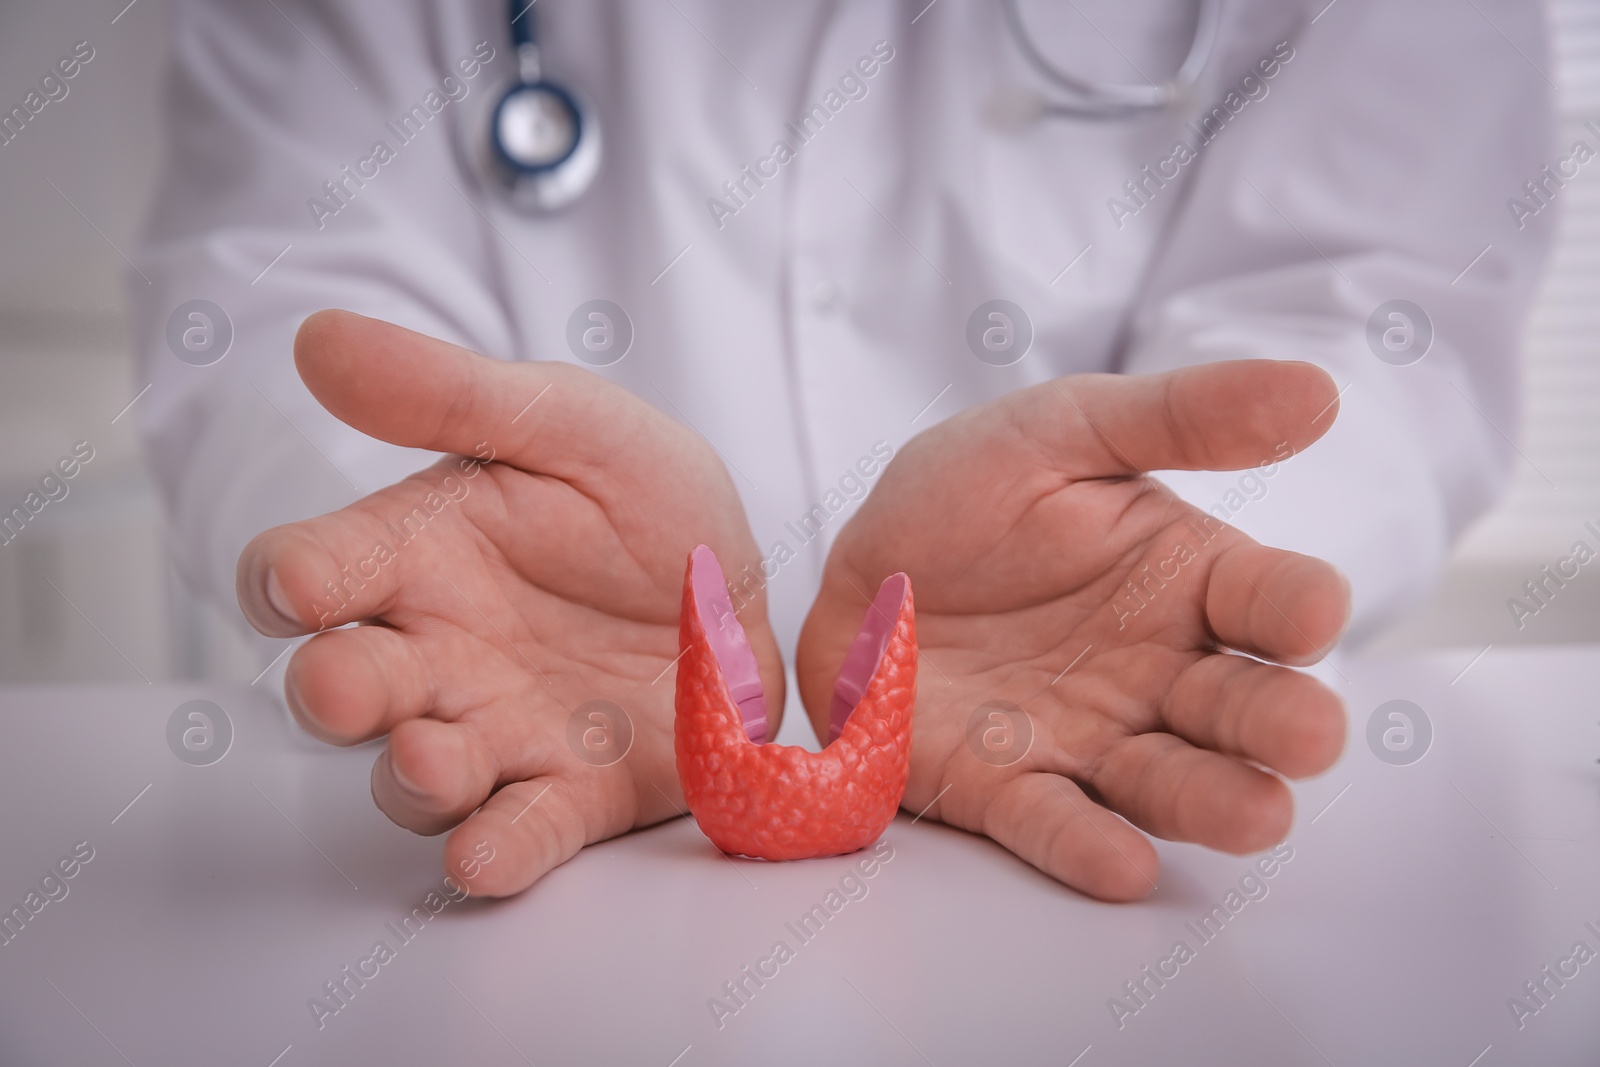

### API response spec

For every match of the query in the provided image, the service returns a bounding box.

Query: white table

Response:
[1,648,1597,1066]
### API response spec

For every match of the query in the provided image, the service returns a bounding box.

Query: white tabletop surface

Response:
[1,646,1597,1066]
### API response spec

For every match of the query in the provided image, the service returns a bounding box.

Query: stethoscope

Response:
[997,0,1220,122]
[483,0,602,212]
[482,0,1219,212]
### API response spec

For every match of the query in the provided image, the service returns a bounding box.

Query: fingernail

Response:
[388,752,429,799]
[264,568,297,625]
[283,666,304,715]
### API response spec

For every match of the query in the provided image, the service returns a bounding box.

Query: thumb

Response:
[1023,359,1341,479]
[294,309,670,479]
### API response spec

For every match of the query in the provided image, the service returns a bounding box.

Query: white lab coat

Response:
[127,0,1554,667]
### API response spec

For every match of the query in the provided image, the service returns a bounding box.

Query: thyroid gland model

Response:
[674,545,916,861]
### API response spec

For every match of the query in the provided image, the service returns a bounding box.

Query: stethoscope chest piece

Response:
[998,0,1219,123]
[488,78,602,212]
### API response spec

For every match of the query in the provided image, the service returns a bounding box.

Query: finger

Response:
[236,467,465,636]
[1160,653,1346,779]
[1031,359,1339,478]
[1091,732,1292,854]
[371,695,565,835]
[1205,540,1350,665]
[295,309,675,481]
[980,772,1160,902]
[284,624,434,745]
[443,778,619,897]
[372,718,501,835]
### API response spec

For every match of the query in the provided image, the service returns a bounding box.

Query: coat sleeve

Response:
[125,0,515,656]
[1120,0,1557,641]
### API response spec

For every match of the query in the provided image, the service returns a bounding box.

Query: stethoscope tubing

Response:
[484,0,1219,211]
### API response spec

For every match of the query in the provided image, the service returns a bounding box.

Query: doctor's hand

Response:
[237,310,783,897]
[796,361,1349,902]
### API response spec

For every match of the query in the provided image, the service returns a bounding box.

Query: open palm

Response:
[238,311,783,896]
[797,361,1349,901]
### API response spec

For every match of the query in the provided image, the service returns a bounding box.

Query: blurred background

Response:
[1,0,1597,686]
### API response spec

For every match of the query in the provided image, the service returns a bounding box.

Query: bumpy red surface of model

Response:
[674,545,916,860]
